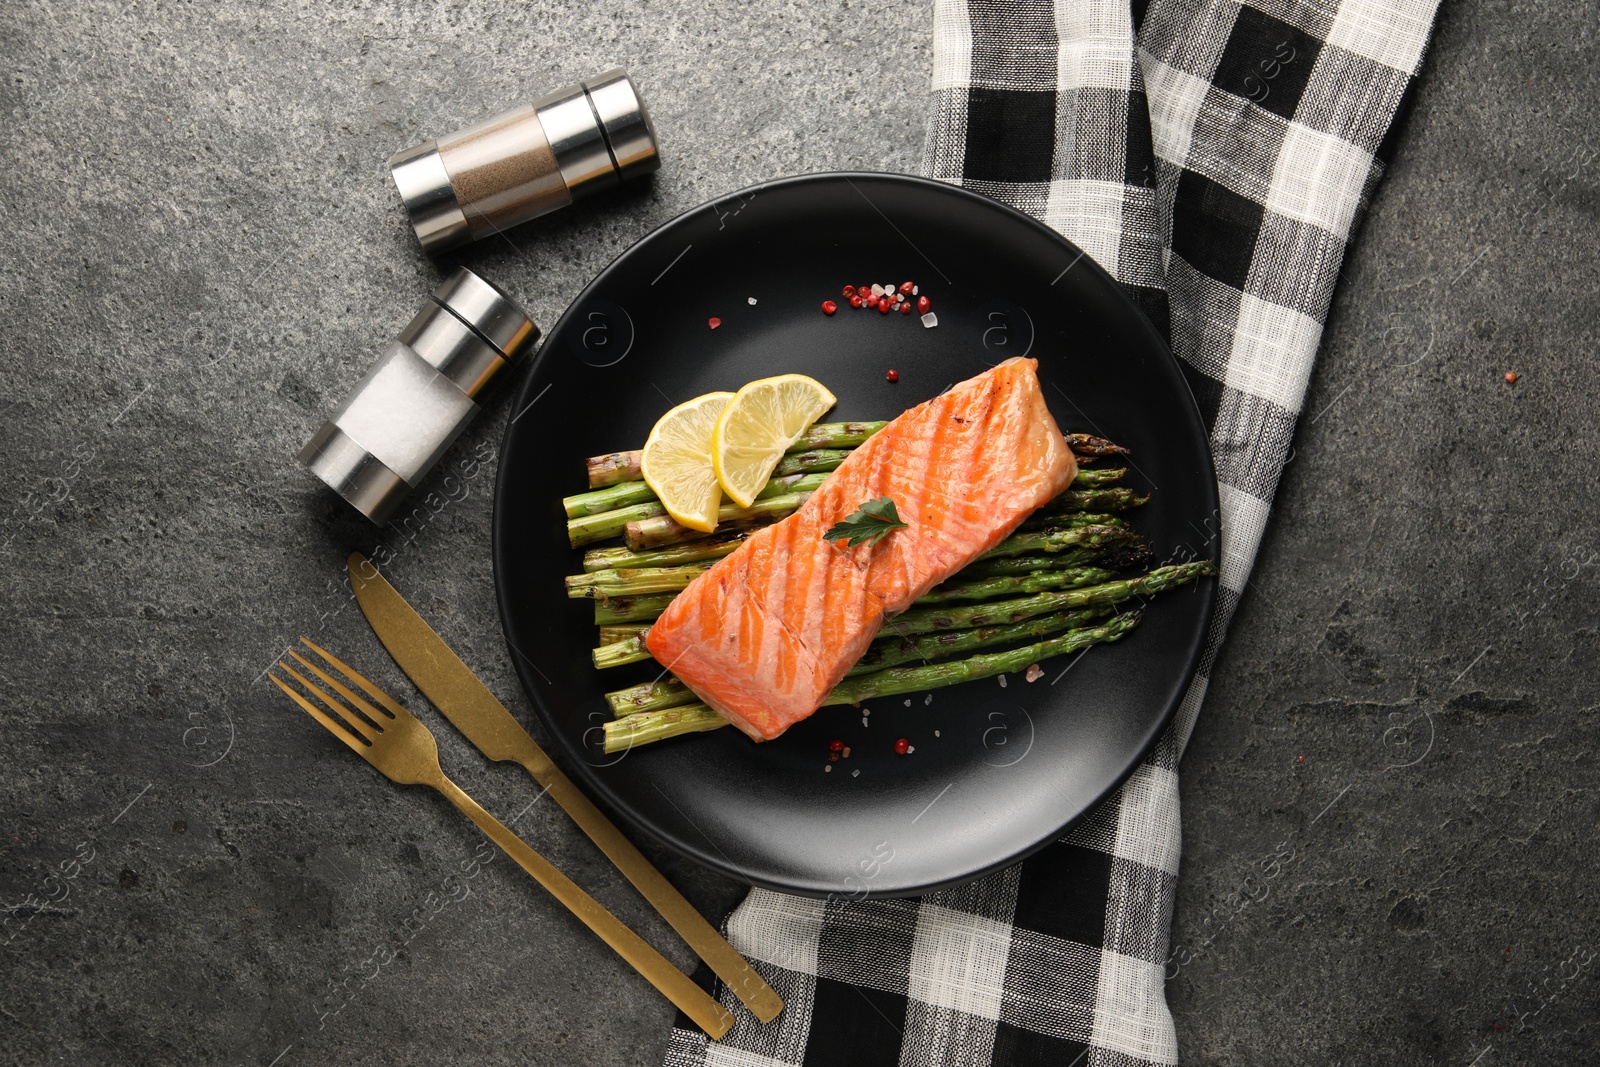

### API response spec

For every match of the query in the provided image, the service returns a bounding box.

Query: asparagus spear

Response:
[598,624,651,645]
[605,606,1113,716]
[564,451,852,518]
[1067,433,1131,458]
[917,566,1116,604]
[568,498,674,548]
[571,481,821,548]
[624,504,788,551]
[1071,467,1126,487]
[850,607,1110,675]
[583,536,748,573]
[773,448,852,478]
[564,480,664,520]
[996,542,1154,575]
[603,612,1143,752]
[890,562,1210,634]
[587,576,1104,669]
[575,549,1112,600]
[589,542,1129,627]
[578,529,1149,627]
[606,675,696,716]
[585,422,889,487]
[977,524,1137,560]
[595,559,1211,634]
[1020,511,1130,532]
[831,611,1141,703]
[567,564,716,599]
[594,631,655,670]
[587,425,1123,489]
[574,558,1119,603]
[603,702,734,749]
[569,454,1123,518]
[583,509,1127,575]
[1039,487,1149,515]
[595,593,678,625]
[617,487,1144,553]
[957,551,1116,578]
[585,450,643,489]
[594,576,1068,668]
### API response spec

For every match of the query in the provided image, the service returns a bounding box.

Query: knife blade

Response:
[347,552,783,1024]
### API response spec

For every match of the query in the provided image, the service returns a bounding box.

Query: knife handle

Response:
[433,774,734,1038]
[515,748,785,1023]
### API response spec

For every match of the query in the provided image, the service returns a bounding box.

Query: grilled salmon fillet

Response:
[644,357,1077,740]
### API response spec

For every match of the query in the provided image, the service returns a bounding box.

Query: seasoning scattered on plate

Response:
[827,280,929,320]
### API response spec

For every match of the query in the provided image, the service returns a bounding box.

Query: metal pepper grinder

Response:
[389,68,660,255]
[298,268,538,523]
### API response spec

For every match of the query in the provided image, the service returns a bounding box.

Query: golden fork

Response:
[270,637,734,1039]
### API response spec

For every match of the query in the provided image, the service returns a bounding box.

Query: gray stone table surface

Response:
[0,1,1594,1065]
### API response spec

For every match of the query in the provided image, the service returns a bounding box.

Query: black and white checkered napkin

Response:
[665,1,1438,1063]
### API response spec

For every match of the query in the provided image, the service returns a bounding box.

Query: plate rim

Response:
[492,169,1219,897]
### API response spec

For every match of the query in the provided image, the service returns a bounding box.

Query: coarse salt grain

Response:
[924,694,932,705]
[852,769,860,778]
[903,699,911,707]
[825,764,832,772]
[921,312,938,328]
[747,296,757,305]
[998,675,1008,688]
[934,729,940,737]
[861,717,868,727]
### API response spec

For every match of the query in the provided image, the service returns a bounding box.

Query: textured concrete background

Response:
[0,1,1594,1065]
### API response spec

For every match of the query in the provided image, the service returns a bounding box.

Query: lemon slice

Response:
[641,391,736,533]
[712,374,837,507]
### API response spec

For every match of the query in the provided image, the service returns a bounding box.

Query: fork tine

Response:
[286,648,394,730]
[270,673,373,754]
[277,661,381,740]
[297,636,407,719]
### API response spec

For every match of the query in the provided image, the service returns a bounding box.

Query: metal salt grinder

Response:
[389,67,661,255]
[298,268,538,524]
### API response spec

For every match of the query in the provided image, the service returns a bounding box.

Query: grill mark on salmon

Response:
[645,357,1076,741]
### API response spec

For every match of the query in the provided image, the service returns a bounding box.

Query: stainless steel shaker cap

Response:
[298,268,538,524]
[581,68,660,184]
[429,268,539,359]
[389,140,471,254]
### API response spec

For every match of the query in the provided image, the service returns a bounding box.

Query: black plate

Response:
[493,173,1217,897]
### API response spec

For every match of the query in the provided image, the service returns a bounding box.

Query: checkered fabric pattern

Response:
[663,1,1438,1063]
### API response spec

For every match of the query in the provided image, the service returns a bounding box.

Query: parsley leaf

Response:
[823,496,909,548]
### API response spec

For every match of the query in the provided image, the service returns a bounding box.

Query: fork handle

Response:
[432,774,734,1039]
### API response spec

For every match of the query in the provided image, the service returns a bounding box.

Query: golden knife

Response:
[347,552,783,1024]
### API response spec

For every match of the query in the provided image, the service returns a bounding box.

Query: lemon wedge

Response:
[712,374,837,507]
[641,391,736,533]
